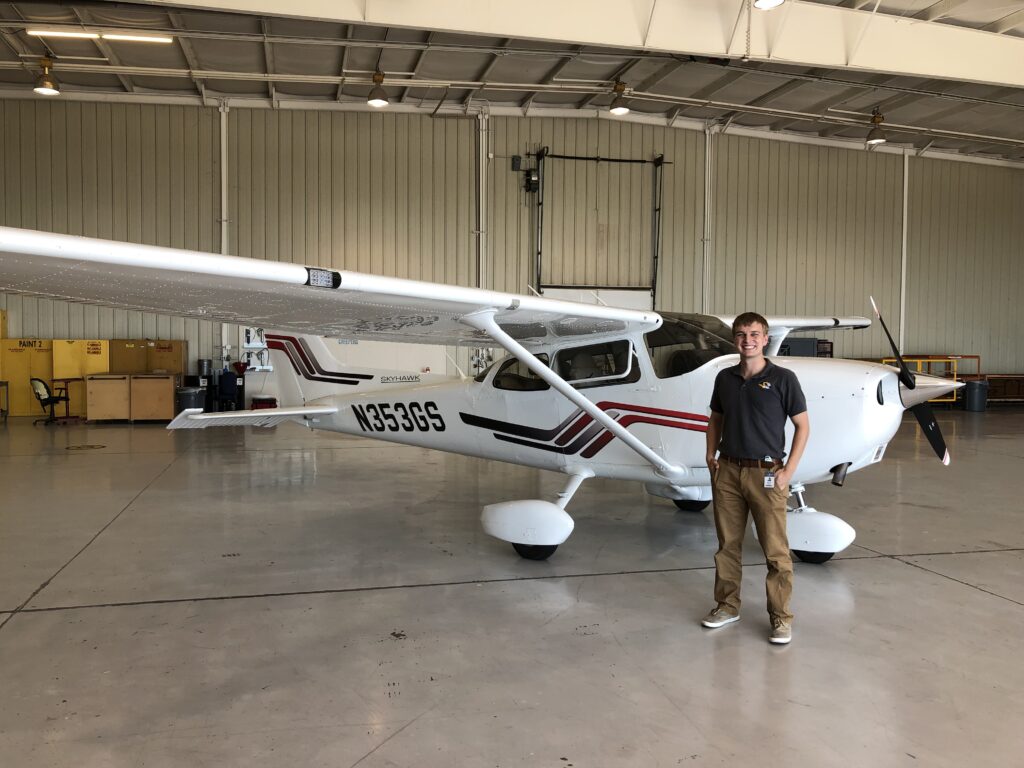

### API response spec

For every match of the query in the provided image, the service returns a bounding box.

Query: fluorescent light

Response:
[102,34,174,44]
[753,0,786,9]
[27,29,99,39]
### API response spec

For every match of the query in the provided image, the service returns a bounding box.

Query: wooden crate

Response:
[130,375,176,421]
[86,375,131,421]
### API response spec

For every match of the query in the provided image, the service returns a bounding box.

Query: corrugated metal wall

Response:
[710,134,904,359]
[0,100,220,365]
[487,116,705,311]
[229,110,476,284]
[906,157,1024,373]
[3,100,1024,372]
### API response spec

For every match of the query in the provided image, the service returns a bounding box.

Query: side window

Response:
[645,317,732,378]
[492,354,550,391]
[554,340,641,390]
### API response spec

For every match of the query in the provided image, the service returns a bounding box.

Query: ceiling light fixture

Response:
[866,107,887,146]
[33,57,60,96]
[27,29,99,39]
[609,81,630,116]
[102,33,174,44]
[753,0,787,9]
[367,71,389,108]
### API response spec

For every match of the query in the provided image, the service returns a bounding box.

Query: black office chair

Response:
[216,373,239,411]
[30,378,70,426]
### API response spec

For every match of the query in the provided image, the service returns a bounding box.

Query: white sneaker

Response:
[769,618,792,644]
[701,607,740,628]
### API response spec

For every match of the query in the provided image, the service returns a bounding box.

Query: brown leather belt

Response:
[720,455,781,469]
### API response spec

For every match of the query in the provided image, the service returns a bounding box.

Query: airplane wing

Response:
[0,227,661,346]
[714,313,870,357]
[713,314,871,333]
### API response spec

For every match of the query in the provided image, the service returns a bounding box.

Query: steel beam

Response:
[145,0,1024,89]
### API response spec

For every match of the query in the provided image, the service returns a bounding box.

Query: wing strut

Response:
[460,309,688,483]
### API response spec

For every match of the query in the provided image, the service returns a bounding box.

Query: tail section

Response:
[245,332,451,407]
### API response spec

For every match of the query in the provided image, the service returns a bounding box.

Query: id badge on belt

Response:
[764,471,775,489]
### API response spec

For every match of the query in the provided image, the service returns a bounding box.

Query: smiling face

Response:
[733,321,769,361]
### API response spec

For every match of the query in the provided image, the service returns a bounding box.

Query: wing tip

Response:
[942,451,951,466]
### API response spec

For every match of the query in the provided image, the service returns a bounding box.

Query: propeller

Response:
[870,296,916,390]
[869,296,951,466]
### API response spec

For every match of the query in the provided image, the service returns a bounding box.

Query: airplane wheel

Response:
[673,499,711,512]
[792,550,834,564]
[512,543,558,561]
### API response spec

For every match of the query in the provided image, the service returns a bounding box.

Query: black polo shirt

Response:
[710,359,807,461]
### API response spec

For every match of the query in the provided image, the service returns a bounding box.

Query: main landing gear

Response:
[512,543,559,561]
[673,499,711,512]
[483,472,592,563]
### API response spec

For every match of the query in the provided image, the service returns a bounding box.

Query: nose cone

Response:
[899,373,964,409]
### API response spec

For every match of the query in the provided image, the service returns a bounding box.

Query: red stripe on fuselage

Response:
[580,415,707,459]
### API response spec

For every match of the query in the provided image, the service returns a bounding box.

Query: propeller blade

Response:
[870,296,916,390]
[910,402,950,465]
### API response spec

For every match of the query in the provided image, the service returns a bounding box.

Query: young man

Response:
[702,312,810,645]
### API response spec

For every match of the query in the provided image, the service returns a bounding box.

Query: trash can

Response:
[963,379,988,412]
[175,386,206,413]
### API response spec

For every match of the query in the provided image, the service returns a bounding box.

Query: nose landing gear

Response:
[782,483,856,564]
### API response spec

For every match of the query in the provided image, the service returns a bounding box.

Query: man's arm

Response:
[706,411,723,473]
[776,411,809,488]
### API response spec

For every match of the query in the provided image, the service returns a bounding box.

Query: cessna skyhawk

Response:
[0,226,960,562]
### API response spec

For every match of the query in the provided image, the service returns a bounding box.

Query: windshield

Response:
[645,313,735,378]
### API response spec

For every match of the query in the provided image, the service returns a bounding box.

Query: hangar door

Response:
[534,147,665,304]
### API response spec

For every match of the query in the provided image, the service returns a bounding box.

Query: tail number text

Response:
[352,401,446,433]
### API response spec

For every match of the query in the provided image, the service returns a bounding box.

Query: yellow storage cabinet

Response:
[52,340,110,417]
[1,339,54,417]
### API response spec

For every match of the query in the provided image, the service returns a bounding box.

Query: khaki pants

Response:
[711,460,793,621]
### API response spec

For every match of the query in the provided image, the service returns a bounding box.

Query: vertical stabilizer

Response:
[245,332,450,407]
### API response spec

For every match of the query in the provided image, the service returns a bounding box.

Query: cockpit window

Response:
[645,314,735,378]
[490,354,550,391]
[553,340,641,390]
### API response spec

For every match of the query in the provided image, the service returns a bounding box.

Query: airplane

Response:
[0,225,962,563]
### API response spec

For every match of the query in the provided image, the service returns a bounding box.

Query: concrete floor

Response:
[1,408,1022,767]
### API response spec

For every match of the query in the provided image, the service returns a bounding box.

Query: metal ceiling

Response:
[1,1,1023,162]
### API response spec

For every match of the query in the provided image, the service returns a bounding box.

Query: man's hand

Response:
[706,454,719,473]
[775,466,792,489]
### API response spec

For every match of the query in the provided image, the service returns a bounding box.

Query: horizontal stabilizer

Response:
[167,406,338,430]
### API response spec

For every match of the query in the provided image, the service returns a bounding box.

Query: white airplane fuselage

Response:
[272,336,906,493]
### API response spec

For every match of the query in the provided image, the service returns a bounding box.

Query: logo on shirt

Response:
[758,381,773,390]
